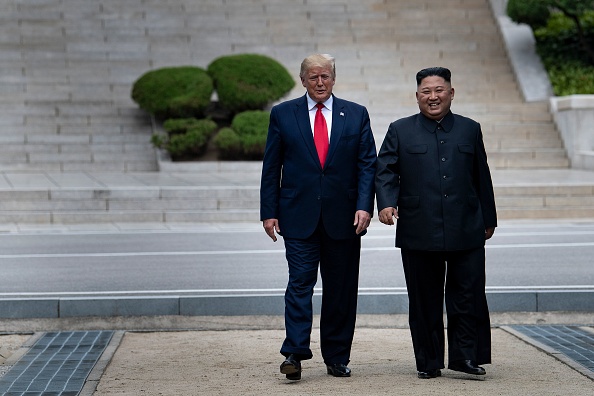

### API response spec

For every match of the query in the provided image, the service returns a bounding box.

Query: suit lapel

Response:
[326,96,345,166]
[294,95,321,168]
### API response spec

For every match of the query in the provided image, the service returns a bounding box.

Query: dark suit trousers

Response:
[281,220,361,364]
[401,247,491,371]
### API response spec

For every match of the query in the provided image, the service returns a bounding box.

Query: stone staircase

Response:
[0,0,592,224]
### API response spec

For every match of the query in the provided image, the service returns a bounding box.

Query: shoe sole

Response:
[280,363,299,375]
[280,361,301,380]
[448,367,486,375]
[417,370,441,379]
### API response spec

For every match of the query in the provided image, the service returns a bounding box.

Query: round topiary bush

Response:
[152,118,218,160]
[131,66,214,120]
[207,54,295,114]
[214,110,270,160]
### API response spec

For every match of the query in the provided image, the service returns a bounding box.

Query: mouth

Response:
[428,103,440,109]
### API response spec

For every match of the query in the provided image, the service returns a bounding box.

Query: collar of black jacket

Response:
[419,111,454,133]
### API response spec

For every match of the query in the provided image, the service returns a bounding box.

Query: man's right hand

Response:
[378,207,398,225]
[263,218,280,242]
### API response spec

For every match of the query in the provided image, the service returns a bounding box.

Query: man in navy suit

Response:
[260,54,377,380]
[375,67,497,379]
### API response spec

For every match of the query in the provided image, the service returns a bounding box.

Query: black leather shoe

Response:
[448,360,486,375]
[417,369,441,379]
[280,354,301,380]
[326,363,351,377]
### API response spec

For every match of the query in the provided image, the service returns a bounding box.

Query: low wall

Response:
[550,95,594,170]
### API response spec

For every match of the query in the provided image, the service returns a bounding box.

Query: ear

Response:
[450,87,455,98]
[301,76,307,88]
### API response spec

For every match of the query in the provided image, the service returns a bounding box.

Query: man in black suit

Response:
[260,54,377,380]
[375,67,497,379]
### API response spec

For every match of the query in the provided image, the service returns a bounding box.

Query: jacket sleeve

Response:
[375,122,400,211]
[259,107,282,220]
[474,125,497,228]
[356,107,378,215]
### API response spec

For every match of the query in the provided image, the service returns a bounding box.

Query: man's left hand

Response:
[353,210,371,235]
[485,227,495,240]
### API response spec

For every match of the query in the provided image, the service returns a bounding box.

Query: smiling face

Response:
[301,65,335,103]
[416,75,455,120]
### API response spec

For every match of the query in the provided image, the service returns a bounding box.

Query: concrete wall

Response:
[550,95,594,170]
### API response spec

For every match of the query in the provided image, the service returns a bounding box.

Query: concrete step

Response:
[0,173,593,223]
[0,0,585,223]
[2,0,567,174]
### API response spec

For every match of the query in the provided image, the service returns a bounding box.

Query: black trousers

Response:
[401,247,491,372]
[281,220,361,365]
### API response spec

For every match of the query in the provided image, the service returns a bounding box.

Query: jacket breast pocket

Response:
[406,144,427,154]
[458,144,474,154]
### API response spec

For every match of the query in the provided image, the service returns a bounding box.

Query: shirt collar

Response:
[307,94,333,111]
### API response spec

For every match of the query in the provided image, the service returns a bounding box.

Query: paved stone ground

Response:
[94,327,594,395]
[1,314,593,395]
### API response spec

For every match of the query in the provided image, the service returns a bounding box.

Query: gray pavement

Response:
[1,314,593,395]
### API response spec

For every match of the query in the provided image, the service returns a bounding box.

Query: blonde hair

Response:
[299,54,336,78]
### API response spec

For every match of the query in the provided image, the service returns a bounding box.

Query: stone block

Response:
[538,291,594,312]
[357,293,409,314]
[0,298,58,318]
[60,296,179,317]
[181,295,286,316]
[486,291,537,312]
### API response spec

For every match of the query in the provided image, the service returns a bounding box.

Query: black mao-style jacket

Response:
[375,111,497,251]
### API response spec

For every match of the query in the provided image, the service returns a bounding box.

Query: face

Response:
[415,75,455,120]
[301,65,335,103]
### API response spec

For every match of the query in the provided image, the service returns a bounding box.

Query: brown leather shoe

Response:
[280,354,301,380]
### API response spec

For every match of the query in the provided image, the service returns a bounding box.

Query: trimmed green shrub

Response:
[534,10,594,94]
[214,110,270,160]
[213,127,241,160]
[152,118,218,160]
[207,54,295,114]
[131,66,214,120]
[542,62,594,95]
[507,0,550,29]
[508,1,594,94]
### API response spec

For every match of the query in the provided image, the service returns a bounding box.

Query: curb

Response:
[1,289,593,319]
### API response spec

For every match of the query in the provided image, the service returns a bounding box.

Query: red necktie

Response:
[314,103,329,167]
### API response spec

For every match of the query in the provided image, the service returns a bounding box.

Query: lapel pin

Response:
[340,112,345,116]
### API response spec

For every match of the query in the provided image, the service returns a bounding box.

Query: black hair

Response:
[416,67,451,86]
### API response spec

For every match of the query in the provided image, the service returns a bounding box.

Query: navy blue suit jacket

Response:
[260,94,377,240]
